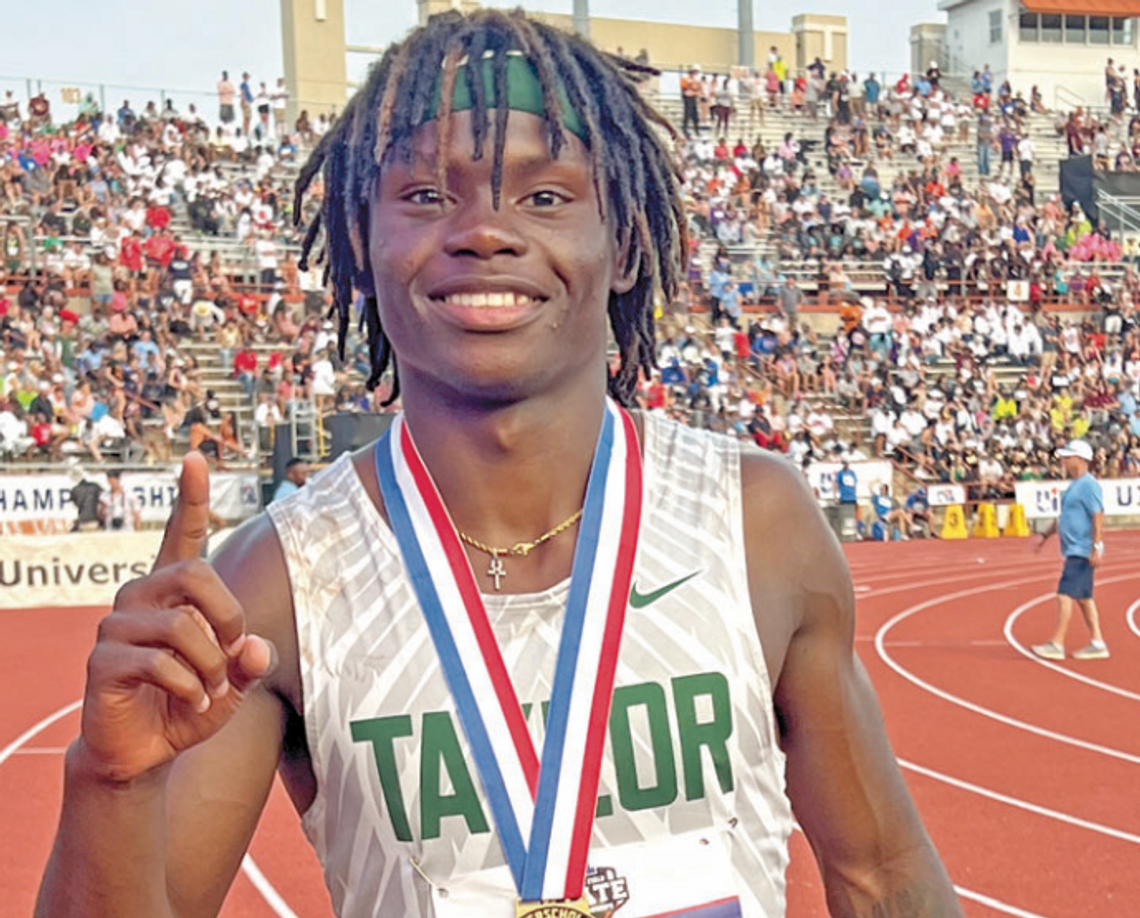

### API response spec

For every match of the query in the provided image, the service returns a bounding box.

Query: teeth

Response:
[440,292,538,308]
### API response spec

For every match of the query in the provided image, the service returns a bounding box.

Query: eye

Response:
[527,190,569,208]
[402,188,446,207]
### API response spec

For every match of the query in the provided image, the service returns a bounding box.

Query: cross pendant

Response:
[487,555,507,591]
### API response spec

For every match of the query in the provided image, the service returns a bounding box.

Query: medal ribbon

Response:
[374,399,643,900]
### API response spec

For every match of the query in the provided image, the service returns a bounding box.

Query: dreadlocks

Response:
[294,7,687,407]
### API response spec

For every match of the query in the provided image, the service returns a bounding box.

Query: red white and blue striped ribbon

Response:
[374,399,642,901]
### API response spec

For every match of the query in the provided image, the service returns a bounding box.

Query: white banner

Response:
[1015,478,1140,519]
[927,484,967,507]
[806,461,894,503]
[0,471,261,534]
[0,530,164,609]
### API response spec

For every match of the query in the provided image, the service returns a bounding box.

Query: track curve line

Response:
[874,572,1140,766]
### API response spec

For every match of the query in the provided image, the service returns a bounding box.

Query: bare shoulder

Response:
[211,512,301,714]
[738,447,855,690]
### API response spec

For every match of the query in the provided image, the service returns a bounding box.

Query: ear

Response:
[610,236,638,296]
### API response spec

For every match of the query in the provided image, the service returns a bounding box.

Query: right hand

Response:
[79,452,275,783]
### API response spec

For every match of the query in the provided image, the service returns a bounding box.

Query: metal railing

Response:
[1095,190,1140,235]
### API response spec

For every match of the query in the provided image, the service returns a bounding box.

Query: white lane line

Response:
[1004,583,1140,703]
[874,573,1140,766]
[1127,599,1140,641]
[952,885,1051,918]
[900,757,1140,845]
[242,855,303,918]
[0,699,82,767]
[0,701,303,918]
[848,555,1057,586]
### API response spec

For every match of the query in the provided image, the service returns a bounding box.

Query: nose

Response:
[442,193,528,261]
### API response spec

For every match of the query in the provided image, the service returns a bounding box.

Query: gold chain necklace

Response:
[458,509,584,591]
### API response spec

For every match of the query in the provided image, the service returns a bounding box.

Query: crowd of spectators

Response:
[3,55,1140,503]
[0,85,382,466]
[650,56,1140,492]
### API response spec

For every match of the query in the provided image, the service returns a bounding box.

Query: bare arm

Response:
[1090,510,1105,568]
[36,457,299,918]
[742,453,962,918]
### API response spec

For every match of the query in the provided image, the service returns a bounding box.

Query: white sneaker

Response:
[1072,642,1110,660]
[1031,642,1065,661]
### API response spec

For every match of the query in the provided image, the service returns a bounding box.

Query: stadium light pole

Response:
[738,0,754,69]
[572,0,589,38]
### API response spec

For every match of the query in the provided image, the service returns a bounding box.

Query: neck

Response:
[399,379,610,554]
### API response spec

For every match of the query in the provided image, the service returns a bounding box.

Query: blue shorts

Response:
[1058,556,1094,600]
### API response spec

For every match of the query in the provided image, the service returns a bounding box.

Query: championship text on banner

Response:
[1014,478,1140,519]
[0,471,261,534]
[806,461,894,503]
[0,530,164,609]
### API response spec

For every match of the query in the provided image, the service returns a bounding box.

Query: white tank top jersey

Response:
[268,411,794,918]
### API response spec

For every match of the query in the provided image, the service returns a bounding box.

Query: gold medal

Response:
[515,895,594,918]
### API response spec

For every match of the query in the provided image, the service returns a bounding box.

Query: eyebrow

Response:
[400,147,586,184]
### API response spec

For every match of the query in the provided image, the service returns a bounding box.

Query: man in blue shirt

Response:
[836,461,858,505]
[271,457,310,503]
[1032,440,1109,660]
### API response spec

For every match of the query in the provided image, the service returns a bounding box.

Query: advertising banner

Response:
[806,461,894,503]
[0,471,261,535]
[926,484,967,508]
[1014,478,1140,519]
[0,530,164,609]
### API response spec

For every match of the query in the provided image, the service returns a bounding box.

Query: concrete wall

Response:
[534,13,808,74]
[911,23,948,77]
[280,0,348,123]
[792,14,849,74]
[944,0,1011,87]
[1008,15,1137,107]
[944,0,1140,106]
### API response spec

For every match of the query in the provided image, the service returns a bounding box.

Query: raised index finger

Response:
[154,452,211,570]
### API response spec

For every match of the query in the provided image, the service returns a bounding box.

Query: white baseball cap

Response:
[1057,439,1093,462]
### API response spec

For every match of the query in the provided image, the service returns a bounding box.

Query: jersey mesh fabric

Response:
[268,411,793,917]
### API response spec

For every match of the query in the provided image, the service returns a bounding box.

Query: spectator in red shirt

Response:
[143,228,177,270]
[119,231,143,275]
[233,343,259,395]
[145,203,171,232]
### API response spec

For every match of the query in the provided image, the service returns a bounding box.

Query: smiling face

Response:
[368,110,630,407]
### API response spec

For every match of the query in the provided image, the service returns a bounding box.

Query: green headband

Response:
[421,50,587,143]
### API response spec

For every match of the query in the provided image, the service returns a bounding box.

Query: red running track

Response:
[3,533,1139,918]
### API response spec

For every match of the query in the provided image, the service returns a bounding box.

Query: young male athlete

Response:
[37,11,962,918]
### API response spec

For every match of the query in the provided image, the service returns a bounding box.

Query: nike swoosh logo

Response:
[629,571,701,609]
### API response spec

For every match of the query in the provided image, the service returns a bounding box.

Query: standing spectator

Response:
[254,230,278,292]
[98,470,142,531]
[239,72,254,136]
[255,82,272,140]
[712,76,734,136]
[681,66,701,138]
[217,71,236,126]
[1032,439,1109,660]
[1017,132,1035,179]
[976,111,994,177]
[67,465,103,532]
[271,78,290,137]
[998,121,1017,180]
[778,275,803,333]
